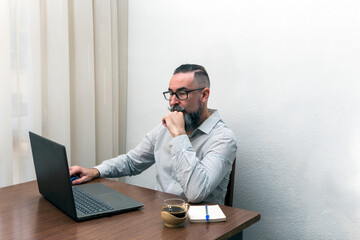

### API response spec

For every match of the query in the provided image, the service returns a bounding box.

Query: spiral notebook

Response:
[188,205,226,222]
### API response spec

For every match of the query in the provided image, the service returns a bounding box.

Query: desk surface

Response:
[0,179,260,240]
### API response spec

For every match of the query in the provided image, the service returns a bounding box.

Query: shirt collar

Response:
[189,109,220,137]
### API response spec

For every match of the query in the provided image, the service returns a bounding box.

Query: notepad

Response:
[188,205,226,222]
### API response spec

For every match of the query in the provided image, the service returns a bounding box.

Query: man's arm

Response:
[163,110,237,203]
[171,132,237,203]
[69,125,159,184]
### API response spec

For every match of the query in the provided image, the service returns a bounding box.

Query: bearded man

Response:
[70,64,237,204]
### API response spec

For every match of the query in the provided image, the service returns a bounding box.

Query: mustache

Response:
[168,105,186,112]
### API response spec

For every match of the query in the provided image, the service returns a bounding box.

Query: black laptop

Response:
[29,131,143,221]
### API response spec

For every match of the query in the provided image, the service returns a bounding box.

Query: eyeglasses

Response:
[163,88,205,101]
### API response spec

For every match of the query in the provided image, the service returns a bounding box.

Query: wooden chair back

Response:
[224,158,236,207]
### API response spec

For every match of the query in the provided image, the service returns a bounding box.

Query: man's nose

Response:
[169,95,180,106]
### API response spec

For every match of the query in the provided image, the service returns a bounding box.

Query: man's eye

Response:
[177,91,187,96]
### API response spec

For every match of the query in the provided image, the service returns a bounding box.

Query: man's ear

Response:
[201,88,210,103]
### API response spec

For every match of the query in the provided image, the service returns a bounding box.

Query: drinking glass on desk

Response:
[161,198,189,227]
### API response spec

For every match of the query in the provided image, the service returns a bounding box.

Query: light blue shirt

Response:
[95,109,237,204]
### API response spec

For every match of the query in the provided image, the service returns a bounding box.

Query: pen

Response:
[205,204,209,221]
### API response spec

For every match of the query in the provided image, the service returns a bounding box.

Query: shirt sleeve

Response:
[94,127,158,178]
[170,129,237,203]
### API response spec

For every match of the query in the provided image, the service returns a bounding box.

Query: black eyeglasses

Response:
[163,88,205,101]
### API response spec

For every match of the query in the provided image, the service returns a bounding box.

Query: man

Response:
[70,64,237,204]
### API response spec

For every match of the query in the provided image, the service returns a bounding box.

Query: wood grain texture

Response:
[0,179,260,240]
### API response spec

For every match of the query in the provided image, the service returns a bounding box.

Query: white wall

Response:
[125,0,360,239]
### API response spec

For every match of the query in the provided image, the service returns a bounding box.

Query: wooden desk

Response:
[0,179,260,240]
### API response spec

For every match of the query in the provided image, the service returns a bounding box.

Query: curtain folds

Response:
[0,0,127,187]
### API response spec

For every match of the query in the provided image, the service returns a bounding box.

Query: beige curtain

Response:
[0,0,128,187]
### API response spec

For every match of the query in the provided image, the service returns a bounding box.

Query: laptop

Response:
[29,131,143,221]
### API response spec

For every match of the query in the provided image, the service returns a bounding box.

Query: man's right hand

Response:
[69,165,100,185]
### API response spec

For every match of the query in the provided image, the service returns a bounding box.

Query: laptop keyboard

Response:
[73,187,114,214]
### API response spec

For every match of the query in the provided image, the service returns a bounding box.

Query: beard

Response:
[169,102,202,132]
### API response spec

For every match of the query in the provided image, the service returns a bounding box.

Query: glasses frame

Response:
[163,88,205,101]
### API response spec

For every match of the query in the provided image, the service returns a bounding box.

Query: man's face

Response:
[168,72,203,132]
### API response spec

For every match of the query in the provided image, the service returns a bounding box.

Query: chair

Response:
[224,158,243,240]
[224,158,236,207]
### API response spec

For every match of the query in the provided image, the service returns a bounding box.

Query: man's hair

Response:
[173,64,210,88]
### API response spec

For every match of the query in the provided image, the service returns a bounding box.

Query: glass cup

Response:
[161,198,189,227]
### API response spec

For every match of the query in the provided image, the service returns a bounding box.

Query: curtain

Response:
[0,0,128,187]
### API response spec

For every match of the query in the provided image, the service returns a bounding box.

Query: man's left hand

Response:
[162,111,186,137]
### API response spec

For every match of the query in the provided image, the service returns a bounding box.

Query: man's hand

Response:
[162,111,186,137]
[69,165,100,185]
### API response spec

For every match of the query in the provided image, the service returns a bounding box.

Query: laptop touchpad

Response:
[98,193,140,208]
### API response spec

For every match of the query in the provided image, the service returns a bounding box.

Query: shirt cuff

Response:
[171,134,191,154]
[93,165,106,178]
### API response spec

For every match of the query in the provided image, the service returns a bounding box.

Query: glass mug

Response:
[161,198,189,227]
